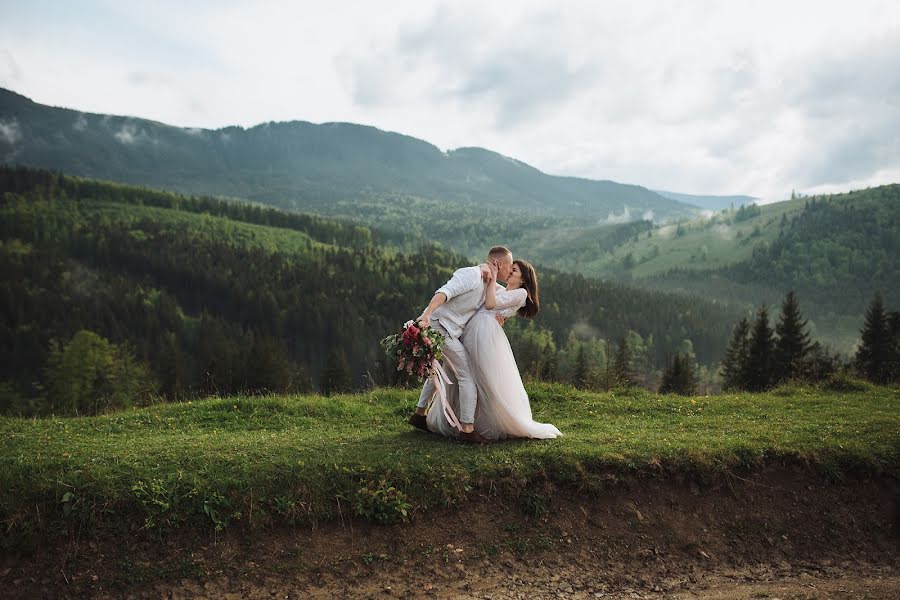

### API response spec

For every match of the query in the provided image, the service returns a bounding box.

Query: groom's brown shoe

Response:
[408,412,428,432]
[457,430,489,444]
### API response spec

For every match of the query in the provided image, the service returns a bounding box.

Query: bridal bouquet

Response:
[381,320,445,382]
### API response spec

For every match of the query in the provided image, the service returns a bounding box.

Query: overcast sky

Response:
[1,0,898,202]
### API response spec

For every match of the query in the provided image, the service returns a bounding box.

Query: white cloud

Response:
[113,123,139,145]
[713,224,734,240]
[1,0,899,201]
[606,206,632,224]
[0,118,22,145]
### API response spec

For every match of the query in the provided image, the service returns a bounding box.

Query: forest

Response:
[1,167,746,415]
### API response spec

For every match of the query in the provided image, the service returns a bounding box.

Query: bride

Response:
[427,259,561,441]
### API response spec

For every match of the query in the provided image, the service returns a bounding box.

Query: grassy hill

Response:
[2,381,897,548]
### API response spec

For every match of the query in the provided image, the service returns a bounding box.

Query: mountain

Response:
[654,190,757,211]
[0,88,696,254]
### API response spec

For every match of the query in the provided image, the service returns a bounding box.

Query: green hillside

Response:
[0,167,745,414]
[3,87,895,348]
[546,187,900,350]
[0,88,695,256]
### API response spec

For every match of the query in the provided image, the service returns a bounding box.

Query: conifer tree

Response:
[889,311,900,383]
[855,294,892,383]
[320,348,352,396]
[573,345,589,389]
[746,306,775,391]
[613,337,633,387]
[720,317,750,390]
[540,343,560,382]
[774,291,812,382]
[245,332,293,394]
[659,354,696,396]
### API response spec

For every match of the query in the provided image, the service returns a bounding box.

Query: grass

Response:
[1,382,897,546]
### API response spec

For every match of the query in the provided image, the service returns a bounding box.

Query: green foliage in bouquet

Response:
[380,321,446,381]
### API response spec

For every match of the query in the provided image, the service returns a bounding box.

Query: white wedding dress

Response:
[427,286,562,441]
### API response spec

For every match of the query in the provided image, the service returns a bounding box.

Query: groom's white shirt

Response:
[431,265,485,339]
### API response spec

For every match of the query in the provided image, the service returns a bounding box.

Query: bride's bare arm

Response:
[483,266,498,310]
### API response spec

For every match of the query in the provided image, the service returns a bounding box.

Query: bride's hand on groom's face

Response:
[481,261,498,283]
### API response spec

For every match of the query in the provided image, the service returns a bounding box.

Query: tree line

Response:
[714,291,899,393]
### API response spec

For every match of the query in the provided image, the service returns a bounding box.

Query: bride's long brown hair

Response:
[514,259,539,319]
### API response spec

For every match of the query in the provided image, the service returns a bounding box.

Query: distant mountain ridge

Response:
[654,190,757,211]
[0,87,696,229]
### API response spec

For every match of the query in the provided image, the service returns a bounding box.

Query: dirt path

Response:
[4,467,898,599]
[164,557,898,599]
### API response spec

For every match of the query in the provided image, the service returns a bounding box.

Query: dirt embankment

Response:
[3,467,898,599]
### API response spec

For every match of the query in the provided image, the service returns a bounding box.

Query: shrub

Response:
[354,479,411,524]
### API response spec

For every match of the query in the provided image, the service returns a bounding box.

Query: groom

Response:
[408,246,514,443]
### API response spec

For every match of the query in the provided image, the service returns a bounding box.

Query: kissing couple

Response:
[408,246,561,443]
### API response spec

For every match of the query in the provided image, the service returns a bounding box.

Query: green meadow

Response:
[2,382,897,546]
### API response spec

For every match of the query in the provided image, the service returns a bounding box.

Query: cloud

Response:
[0,118,22,145]
[713,224,734,240]
[606,206,633,224]
[72,114,88,131]
[127,70,173,86]
[0,50,23,88]
[571,319,598,340]
[339,5,593,129]
[780,32,900,188]
[3,0,900,202]
[113,122,140,145]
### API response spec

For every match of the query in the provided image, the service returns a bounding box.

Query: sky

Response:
[1,0,899,203]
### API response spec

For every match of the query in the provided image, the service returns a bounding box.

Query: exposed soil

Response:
[3,466,898,599]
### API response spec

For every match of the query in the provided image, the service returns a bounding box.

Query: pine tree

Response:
[320,348,352,396]
[245,332,293,394]
[774,291,812,383]
[539,343,559,382]
[659,354,695,396]
[746,306,776,391]
[855,294,892,383]
[889,311,900,383]
[613,337,633,387]
[720,317,750,390]
[573,345,589,389]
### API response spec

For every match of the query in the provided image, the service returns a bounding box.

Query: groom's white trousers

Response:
[416,324,476,425]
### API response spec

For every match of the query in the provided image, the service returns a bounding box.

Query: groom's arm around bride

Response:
[416,262,496,329]
[407,246,514,444]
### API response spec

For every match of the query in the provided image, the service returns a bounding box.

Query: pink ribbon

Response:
[430,360,462,431]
